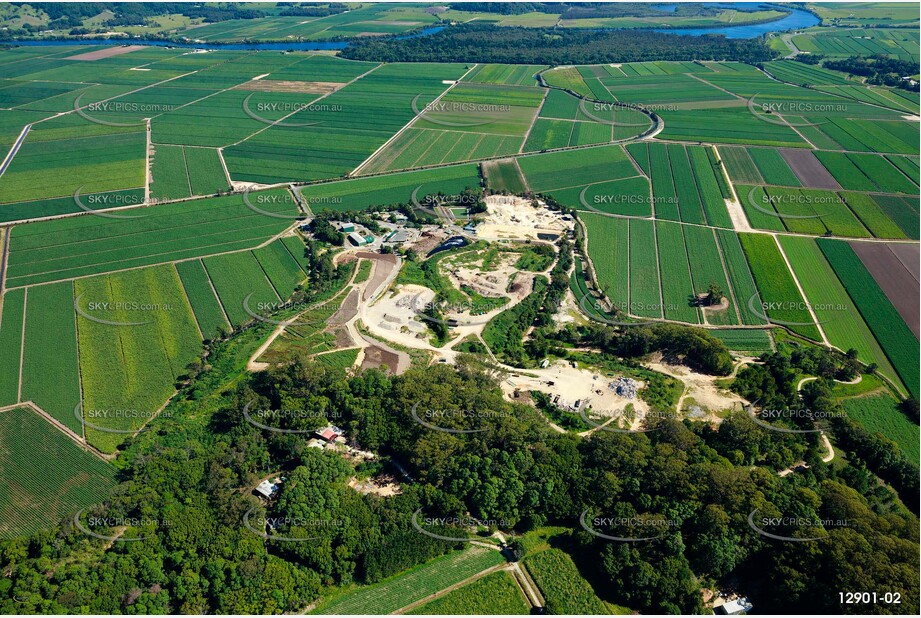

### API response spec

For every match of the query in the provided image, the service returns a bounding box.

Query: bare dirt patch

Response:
[330,287,360,325]
[360,344,403,374]
[357,251,398,301]
[890,243,920,281]
[349,475,401,497]
[850,241,920,337]
[647,358,747,414]
[780,148,842,189]
[234,80,344,95]
[66,45,145,61]
[476,195,573,241]
[332,326,356,348]
[408,229,449,256]
[501,361,650,424]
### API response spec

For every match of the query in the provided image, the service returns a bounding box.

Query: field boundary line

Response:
[228,60,385,150]
[515,561,546,608]
[0,401,113,461]
[252,249,284,303]
[624,143,649,179]
[711,145,752,232]
[0,226,10,294]
[538,173,646,195]
[757,63,913,115]
[513,158,530,193]
[652,135,916,158]
[7,229,293,291]
[776,113,817,149]
[772,233,830,345]
[711,227,744,325]
[518,87,548,153]
[71,279,87,439]
[216,147,234,187]
[180,145,194,197]
[351,63,480,176]
[391,562,508,615]
[144,118,152,204]
[33,70,200,127]
[16,287,26,403]
[172,263,204,341]
[0,123,31,179]
[199,258,234,332]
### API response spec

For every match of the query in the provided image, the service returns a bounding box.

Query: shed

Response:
[255,479,277,499]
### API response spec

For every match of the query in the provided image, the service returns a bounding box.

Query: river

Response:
[650,3,820,38]
[7,4,819,51]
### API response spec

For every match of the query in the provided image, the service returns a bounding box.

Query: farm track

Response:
[0,124,30,179]
[227,60,385,153]
[351,63,481,176]
[391,562,508,615]
[0,227,8,295]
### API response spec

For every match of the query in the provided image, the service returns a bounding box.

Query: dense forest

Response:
[0,239,916,614]
[11,2,270,29]
[341,24,778,64]
[823,54,921,89]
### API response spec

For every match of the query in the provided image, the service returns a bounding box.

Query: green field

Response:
[683,225,737,325]
[655,221,700,323]
[626,142,731,227]
[581,215,629,313]
[524,549,610,615]
[0,130,146,214]
[203,251,281,328]
[314,546,506,615]
[253,239,308,300]
[0,288,25,406]
[843,394,919,463]
[76,265,202,452]
[5,190,296,288]
[300,164,482,213]
[716,230,768,326]
[175,259,231,341]
[464,64,547,87]
[316,348,360,371]
[818,239,919,399]
[225,63,468,183]
[150,145,230,200]
[778,236,899,385]
[709,329,774,354]
[408,569,529,615]
[739,233,821,340]
[0,407,116,539]
[21,282,82,434]
[791,27,920,61]
[482,159,527,193]
[629,218,662,319]
[150,144,193,200]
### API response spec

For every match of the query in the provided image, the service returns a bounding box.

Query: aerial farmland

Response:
[0,2,917,616]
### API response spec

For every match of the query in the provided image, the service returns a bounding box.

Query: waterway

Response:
[650,3,820,38]
[8,4,819,50]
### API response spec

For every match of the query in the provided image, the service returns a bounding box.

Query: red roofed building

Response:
[316,426,342,441]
